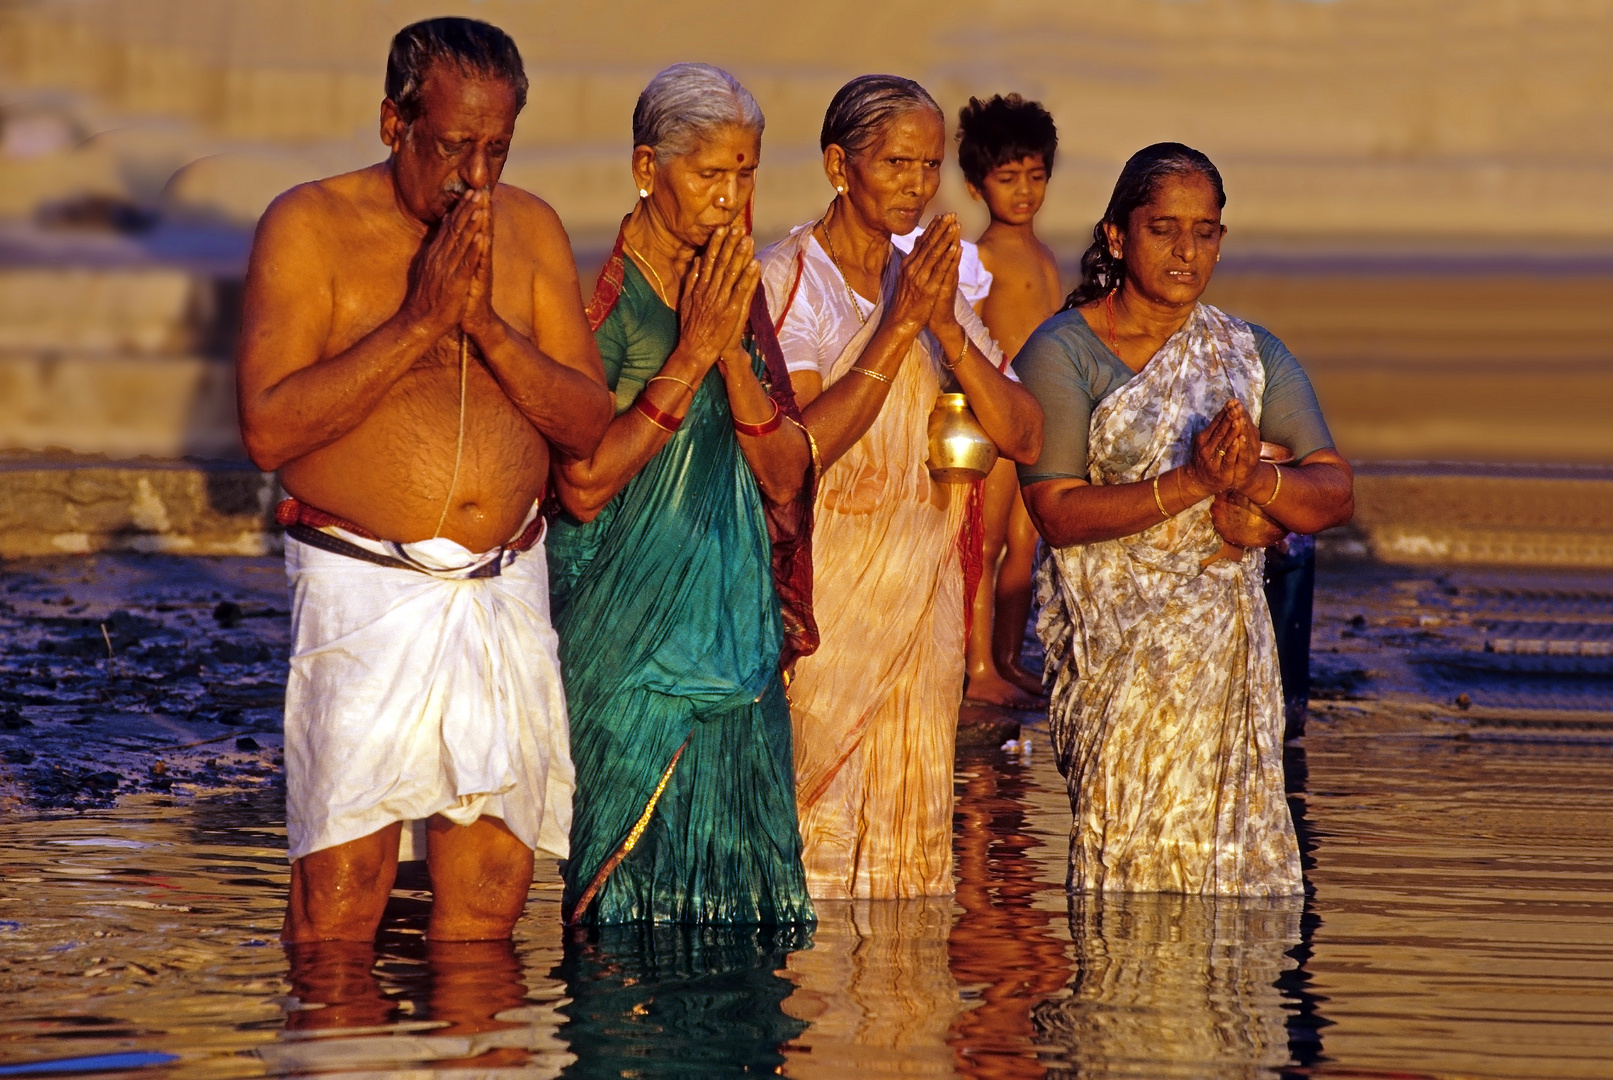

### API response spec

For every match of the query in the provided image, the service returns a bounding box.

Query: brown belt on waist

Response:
[276,498,544,578]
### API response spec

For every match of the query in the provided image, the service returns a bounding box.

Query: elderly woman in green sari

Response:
[548,63,816,925]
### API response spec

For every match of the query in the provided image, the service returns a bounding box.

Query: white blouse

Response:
[772,233,1014,383]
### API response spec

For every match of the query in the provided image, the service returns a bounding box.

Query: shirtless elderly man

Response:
[238,17,612,942]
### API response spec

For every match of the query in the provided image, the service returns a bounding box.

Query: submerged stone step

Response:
[0,455,277,558]
[2,456,1609,567]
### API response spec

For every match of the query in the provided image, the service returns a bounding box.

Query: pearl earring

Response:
[836,186,845,194]
[639,187,649,198]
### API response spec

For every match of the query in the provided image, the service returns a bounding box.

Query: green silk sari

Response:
[548,259,814,925]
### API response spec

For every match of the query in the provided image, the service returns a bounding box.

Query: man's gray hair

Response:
[632,63,765,163]
[386,17,528,124]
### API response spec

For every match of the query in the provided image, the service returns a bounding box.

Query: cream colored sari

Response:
[1037,302,1302,896]
[761,223,1001,899]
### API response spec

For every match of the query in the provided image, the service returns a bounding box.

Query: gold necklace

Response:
[622,238,675,310]
[818,214,882,327]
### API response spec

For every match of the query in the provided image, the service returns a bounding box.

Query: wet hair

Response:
[819,74,942,157]
[1062,142,1227,310]
[955,94,1058,188]
[386,17,528,125]
[632,62,764,164]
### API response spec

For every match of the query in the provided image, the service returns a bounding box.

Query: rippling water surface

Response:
[4,707,1613,1078]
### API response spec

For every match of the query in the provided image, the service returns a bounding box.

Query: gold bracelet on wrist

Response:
[1152,474,1170,519]
[785,415,821,477]
[1259,464,1283,507]
[848,365,892,384]
[647,374,697,396]
[941,338,967,370]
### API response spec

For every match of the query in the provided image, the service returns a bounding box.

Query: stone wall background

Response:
[2,0,1611,559]
[2,0,1611,244]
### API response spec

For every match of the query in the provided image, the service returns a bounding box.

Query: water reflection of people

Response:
[1016,143,1354,895]
[948,749,1072,1079]
[283,941,395,1033]
[1032,892,1303,1078]
[781,900,961,1077]
[548,62,814,926]
[556,924,810,1078]
[760,74,1043,900]
[274,939,568,1073]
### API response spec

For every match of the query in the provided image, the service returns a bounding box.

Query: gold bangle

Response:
[1152,474,1170,519]
[647,374,697,396]
[1259,464,1282,507]
[848,365,892,384]
[786,414,821,479]
[941,339,967,370]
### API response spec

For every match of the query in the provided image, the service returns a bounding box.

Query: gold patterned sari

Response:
[1036,302,1302,896]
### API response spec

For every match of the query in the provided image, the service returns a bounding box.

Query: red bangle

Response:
[732,399,783,437]
[634,394,682,433]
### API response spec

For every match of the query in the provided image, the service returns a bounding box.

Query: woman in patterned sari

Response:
[548,64,815,924]
[1016,143,1354,896]
[760,75,1044,900]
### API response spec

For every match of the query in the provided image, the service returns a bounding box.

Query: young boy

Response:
[957,93,1062,706]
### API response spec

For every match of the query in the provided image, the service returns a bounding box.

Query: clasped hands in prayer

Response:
[887,213,968,355]
[404,187,502,347]
[670,224,761,382]
[1185,399,1287,553]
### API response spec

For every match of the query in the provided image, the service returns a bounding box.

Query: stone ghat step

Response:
[1327,462,1613,570]
[2,457,1611,567]
[0,352,242,460]
[0,456,279,558]
[0,265,238,354]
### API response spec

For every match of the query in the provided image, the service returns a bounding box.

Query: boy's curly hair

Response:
[956,94,1058,189]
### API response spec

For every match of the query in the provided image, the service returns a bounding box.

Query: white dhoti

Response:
[282,521,573,863]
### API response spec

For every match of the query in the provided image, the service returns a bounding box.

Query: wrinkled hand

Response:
[1211,488,1287,549]
[403,189,486,338]
[1188,400,1261,493]
[921,214,964,340]
[678,225,759,374]
[885,215,954,335]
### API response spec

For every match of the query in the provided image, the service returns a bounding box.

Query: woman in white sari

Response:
[759,75,1043,900]
[1017,143,1354,896]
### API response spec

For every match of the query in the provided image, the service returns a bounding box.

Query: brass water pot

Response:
[926,392,999,483]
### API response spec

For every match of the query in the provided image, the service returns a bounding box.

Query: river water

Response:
[3,701,1613,1078]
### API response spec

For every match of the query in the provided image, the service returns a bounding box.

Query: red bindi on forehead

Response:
[737,152,745,162]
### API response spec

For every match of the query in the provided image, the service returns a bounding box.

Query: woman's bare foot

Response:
[964,670,1044,709]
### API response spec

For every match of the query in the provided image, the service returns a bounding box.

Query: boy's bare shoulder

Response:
[973,230,1008,279]
[1034,236,1060,269]
[975,231,1056,284]
[1034,237,1063,290]
[973,228,1007,263]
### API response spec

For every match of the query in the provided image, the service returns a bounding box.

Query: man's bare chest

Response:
[323,234,535,356]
